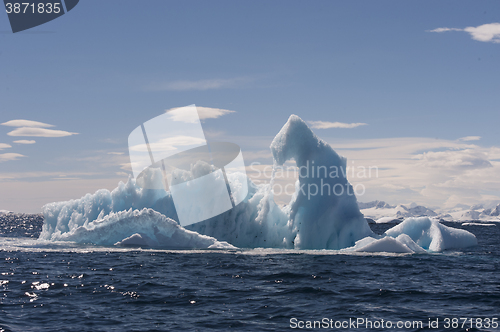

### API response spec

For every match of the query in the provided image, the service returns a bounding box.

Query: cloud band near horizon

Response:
[308,120,367,129]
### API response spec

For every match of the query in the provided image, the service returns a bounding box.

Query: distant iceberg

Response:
[348,217,477,253]
[40,115,477,253]
[385,217,477,252]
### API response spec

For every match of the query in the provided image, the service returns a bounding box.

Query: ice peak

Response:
[270,114,325,166]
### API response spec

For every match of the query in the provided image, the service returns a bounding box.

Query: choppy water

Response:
[0,214,499,332]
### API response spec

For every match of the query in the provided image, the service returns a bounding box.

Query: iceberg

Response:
[346,217,477,254]
[268,115,373,249]
[42,208,235,249]
[39,114,477,253]
[385,217,477,252]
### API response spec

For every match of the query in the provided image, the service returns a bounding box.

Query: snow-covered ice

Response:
[359,200,500,223]
[359,201,437,221]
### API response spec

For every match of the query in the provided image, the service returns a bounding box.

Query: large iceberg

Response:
[268,115,373,249]
[39,115,477,253]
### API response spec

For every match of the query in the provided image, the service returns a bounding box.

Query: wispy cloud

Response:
[1,119,55,128]
[2,119,77,138]
[413,149,492,169]
[428,23,500,43]
[107,152,124,155]
[13,140,36,144]
[7,127,78,138]
[427,28,462,33]
[0,171,99,181]
[0,153,25,162]
[129,136,206,153]
[308,121,367,129]
[166,106,235,122]
[151,77,252,91]
[243,150,273,161]
[203,129,225,139]
[196,106,235,119]
[459,136,481,142]
[0,143,12,150]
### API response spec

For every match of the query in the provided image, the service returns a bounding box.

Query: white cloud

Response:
[152,77,251,91]
[427,27,462,33]
[13,140,36,144]
[381,183,406,190]
[0,171,98,181]
[7,127,78,137]
[203,129,226,139]
[428,23,500,43]
[1,119,55,128]
[120,163,132,172]
[308,121,367,129]
[166,106,235,122]
[331,137,476,151]
[129,136,206,153]
[243,150,273,160]
[459,136,481,141]
[197,107,235,120]
[108,152,124,155]
[0,143,12,150]
[0,153,25,162]
[464,23,500,43]
[329,137,500,208]
[413,149,492,169]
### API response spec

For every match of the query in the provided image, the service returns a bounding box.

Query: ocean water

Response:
[0,215,499,332]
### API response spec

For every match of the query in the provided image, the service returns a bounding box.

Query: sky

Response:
[1,0,499,213]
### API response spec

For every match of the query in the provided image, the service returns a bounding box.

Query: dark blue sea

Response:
[0,214,499,332]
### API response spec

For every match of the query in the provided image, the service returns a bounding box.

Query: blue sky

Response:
[1,1,500,212]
